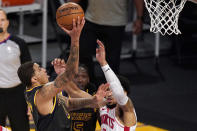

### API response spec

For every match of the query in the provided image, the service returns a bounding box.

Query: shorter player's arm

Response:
[119,98,137,126]
[96,40,136,126]
[96,40,128,105]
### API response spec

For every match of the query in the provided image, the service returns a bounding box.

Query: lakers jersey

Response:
[25,86,71,131]
[100,106,136,131]
[69,83,98,131]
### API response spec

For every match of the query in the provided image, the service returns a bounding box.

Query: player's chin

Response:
[106,101,113,105]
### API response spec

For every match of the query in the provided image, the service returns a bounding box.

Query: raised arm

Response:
[96,40,128,105]
[55,17,85,86]
[96,40,136,126]
[35,17,85,115]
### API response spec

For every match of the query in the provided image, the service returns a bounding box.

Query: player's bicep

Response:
[34,83,62,115]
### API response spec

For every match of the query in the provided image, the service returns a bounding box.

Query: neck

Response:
[0,32,9,42]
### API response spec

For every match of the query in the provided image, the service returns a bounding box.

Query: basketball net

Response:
[144,0,187,35]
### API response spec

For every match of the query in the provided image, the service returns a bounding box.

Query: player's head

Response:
[106,75,131,108]
[17,62,49,89]
[73,63,90,90]
[0,9,9,34]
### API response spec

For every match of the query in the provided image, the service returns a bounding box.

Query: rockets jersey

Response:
[0,126,10,131]
[100,106,136,131]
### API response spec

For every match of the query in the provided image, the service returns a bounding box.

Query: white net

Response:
[144,0,187,35]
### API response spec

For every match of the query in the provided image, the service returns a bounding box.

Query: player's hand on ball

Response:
[61,16,85,43]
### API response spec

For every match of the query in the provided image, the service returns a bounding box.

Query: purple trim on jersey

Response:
[0,34,11,44]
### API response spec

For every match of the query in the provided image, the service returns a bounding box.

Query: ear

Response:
[31,76,37,84]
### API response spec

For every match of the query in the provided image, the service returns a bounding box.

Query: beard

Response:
[106,104,117,109]
[0,28,3,33]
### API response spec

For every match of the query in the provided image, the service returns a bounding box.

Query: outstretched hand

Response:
[94,83,110,108]
[51,58,66,75]
[61,16,85,45]
[96,40,107,66]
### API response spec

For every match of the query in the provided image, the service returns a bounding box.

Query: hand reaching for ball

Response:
[56,2,85,45]
[61,16,85,44]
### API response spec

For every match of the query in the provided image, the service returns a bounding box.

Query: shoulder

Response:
[26,85,42,95]
[9,35,27,47]
[25,86,43,101]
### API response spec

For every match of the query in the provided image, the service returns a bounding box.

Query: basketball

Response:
[56,2,84,30]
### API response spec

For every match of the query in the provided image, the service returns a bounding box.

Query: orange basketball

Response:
[56,2,84,30]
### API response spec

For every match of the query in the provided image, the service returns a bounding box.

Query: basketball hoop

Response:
[144,0,187,35]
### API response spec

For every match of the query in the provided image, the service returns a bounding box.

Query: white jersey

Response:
[100,106,136,131]
[0,126,10,131]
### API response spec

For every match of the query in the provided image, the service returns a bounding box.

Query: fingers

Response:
[97,40,105,51]
[61,16,85,35]
[99,83,109,91]
[103,83,110,91]
[97,39,104,47]
[77,16,81,26]
[72,18,77,30]
[52,58,65,66]
[81,17,85,28]
[73,16,85,30]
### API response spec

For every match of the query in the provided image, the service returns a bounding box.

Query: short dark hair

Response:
[17,61,34,88]
[117,75,131,95]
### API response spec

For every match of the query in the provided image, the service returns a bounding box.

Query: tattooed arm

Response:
[58,95,99,111]
[35,17,85,115]
[54,17,85,89]
[58,83,109,111]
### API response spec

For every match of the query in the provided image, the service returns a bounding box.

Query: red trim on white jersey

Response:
[0,126,9,131]
[100,106,136,131]
[124,126,130,131]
